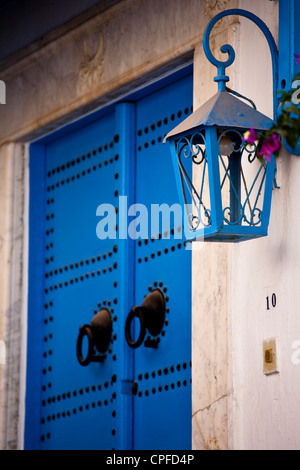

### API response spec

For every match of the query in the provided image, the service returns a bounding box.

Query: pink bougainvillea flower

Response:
[258,134,281,162]
[243,127,258,144]
[295,54,300,64]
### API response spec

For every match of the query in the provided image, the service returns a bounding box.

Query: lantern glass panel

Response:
[175,130,211,232]
[217,128,268,228]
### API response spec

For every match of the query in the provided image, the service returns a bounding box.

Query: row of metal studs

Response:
[45,246,118,278]
[137,378,191,398]
[44,262,118,293]
[46,154,119,192]
[137,360,192,382]
[137,107,193,137]
[41,374,117,410]
[137,240,189,264]
[46,135,119,178]
[41,397,117,443]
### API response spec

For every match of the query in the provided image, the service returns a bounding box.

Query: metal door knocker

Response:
[76,307,112,366]
[125,288,165,349]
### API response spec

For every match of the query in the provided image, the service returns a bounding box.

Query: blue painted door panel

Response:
[37,112,122,450]
[26,72,193,450]
[133,76,193,450]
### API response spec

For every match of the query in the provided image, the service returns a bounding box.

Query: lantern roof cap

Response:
[164,90,273,142]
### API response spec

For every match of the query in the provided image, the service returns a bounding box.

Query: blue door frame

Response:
[25,66,193,450]
[278,0,300,88]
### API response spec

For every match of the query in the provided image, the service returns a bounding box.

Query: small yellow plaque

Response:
[263,338,279,375]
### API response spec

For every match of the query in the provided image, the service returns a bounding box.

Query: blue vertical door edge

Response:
[25,143,47,450]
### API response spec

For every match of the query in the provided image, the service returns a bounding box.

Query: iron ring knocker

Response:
[125,288,166,349]
[76,307,112,366]
[125,306,146,349]
[76,324,94,366]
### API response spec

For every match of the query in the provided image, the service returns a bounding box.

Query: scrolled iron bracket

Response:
[203,9,279,120]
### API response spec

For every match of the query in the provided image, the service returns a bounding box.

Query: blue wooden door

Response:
[27,111,123,450]
[132,78,193,450]
[25,72,192,450]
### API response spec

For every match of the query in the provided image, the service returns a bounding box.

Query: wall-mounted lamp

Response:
[164,9,279,242]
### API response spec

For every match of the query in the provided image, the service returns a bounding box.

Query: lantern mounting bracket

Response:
[203,8,279,120]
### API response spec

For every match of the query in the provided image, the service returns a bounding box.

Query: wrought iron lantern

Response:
[164,9,279,242]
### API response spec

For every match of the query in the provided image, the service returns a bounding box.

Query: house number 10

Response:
[266,294,277,310]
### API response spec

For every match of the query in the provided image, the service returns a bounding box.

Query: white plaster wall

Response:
[229,0,300,450]
[192,5,239,451]
[191,0,300,450]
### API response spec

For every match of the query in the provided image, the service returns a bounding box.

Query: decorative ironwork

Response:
[176,128,270,235]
